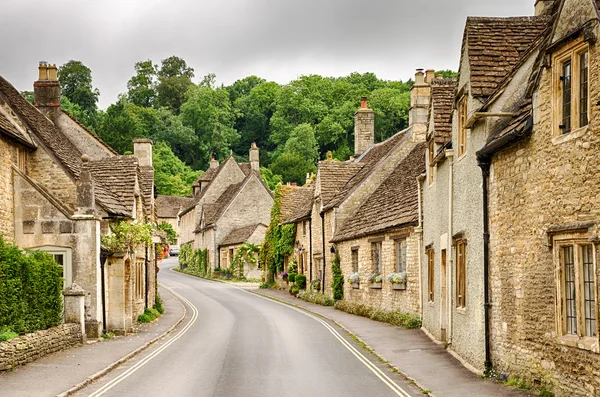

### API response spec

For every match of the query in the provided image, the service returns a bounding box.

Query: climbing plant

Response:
[331,249,344,300]
[229,243,260,279]
[101,220,153,253]
[259,184,296,281]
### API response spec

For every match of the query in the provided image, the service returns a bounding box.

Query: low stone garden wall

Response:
[0,323,83,371]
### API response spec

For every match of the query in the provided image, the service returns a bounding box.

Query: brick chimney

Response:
[210,157,219,169]
[249,142,260,171]
[133,138,153,167]
[409,68,431,142]
[34,61,61,115]
[535,0,554,16]
[354,96,375,156]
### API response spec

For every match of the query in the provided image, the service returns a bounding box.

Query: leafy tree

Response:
[260,167,282,191]
[270,153,316,185]
[369,88,411,142]
[153,141,201,196]
[227,76,266,103]
[20,91,34,104]
[156,56,194,114]
[435,69,459,79]
[127,60,158,107]
[158,222,177,244]
[58,60,100,127]
[284,123,319,164]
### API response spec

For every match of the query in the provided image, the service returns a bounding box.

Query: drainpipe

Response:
[447,149,454,345]
[100,255,108,335]
[309,218,313,283]
[477,156,492,372]
[416,174,425,319]
[320,211,326,294]
[144,244,149,309]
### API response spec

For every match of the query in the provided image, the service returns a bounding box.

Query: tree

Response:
[435,70,458,79]
[127,60,158,107]
[156,56,194,114]
[270,153,315,185]
[369,88,411,142]
[284,123,319,164]
[260,167,283,191]
[227,76,266,103]
[153,141,201,196]
[58,60,100,127]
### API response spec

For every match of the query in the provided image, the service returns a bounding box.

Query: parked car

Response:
[170,245,180,256]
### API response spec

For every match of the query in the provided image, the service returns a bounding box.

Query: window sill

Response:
[552,125,588,146]
[455,307,467,315]
[557,335,599,352]
[369,283,382,289]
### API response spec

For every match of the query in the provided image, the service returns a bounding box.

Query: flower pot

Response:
[392,283,407,290]
[370,282,382,289]
[351,282,360,289]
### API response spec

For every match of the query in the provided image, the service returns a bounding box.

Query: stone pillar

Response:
[354,97,375,156]
[249,142,260,171]
[133,138,153,167]
[34,62,61,116]
[76,155,95,216]
[63,283,87,341]
[409,69,431,143]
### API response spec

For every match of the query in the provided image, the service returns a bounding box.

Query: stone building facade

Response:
[156,195,194,245]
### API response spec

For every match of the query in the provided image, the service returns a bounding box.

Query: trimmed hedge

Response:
[0,238,63,335]
[297,291,335,306]
[334,300,422,329]
[295,274,307,290]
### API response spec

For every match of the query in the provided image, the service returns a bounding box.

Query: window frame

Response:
[351,248,359,273]
[553,40,590,137]
[456,239,466,308]
[427,247,435,302]
[371,242,382,274]
[457,95,468,158]
[395,239,407,273]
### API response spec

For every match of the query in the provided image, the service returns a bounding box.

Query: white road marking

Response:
[86,286,198,397]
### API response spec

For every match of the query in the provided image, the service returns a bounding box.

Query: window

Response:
[371,242,382,274]
[554,42,589,135]
[135,259,144,300]
[395,239,407,273]
[34,246,72,288]
[557,240,597,340]
[229,248,235,267]
[456,239,466,308]
[17,147,26,171]
[352,248,359,273]
[427,248,434,302]
[303,221,307,236]
[428,140,435,185]
[457,96,468,157]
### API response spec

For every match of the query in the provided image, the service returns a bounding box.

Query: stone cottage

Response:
[156,195,194,245]
[0,63,157,338]
[178,143,273,272]
[473,0,600,395]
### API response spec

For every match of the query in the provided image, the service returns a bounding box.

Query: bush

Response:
[310,279,321,291]
[154,293,164,314]
[331,251,343,300]
[137,307,161,323]
[289,284,300,296]
[0,238,63,335]
[297,291,335,306]
[334,300,422,329]
[0,326,19,342]
[288,273,296,283]
[295,274,307,289]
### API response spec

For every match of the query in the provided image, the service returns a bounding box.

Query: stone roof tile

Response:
[428,79,457,145]
[280,186,314,225]
[318,162,364,208]
[220,224,264,247]
[156,195,194,218]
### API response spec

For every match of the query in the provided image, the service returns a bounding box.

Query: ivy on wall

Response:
[179,243,209,277]
[259,184,296,281]
[229,243,260,279]
[331,249,344,300]
[101,221,153,253]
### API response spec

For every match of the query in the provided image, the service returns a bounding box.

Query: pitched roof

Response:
[196,181,244,231]
[0,102,36,148]
[332,142,426,242]
[324,129,410,210]
[220,224,265,247]
[479,97,533,156]
[280,185,314,225]
[194,167,216,185]
[464,16,550,99]
[428,79,456,145]
[156,195,194,218]
[318,161,364,209]
[89,156,139,214]
[138,166,154,216]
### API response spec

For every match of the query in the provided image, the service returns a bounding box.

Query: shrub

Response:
[0,326,19,342]
[137,307,161,323]
[295,274,307,289]
[310,279,321,291]
[0,238,63,335]
[334,300,422,329]
[288,273,297,283]
[154,293,164,314]
[289,284,300,296]
[297,291,335,306]
[331,251,343,300]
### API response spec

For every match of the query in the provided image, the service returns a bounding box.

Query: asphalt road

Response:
[75,258,421,397]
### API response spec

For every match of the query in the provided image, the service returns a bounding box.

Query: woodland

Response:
[22,57,455,196]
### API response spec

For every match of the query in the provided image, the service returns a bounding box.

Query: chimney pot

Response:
[210,157,220,169]
[47,64,58,81]
[415,69,425,85]
[425,69,435,84]
[360,96,368,109]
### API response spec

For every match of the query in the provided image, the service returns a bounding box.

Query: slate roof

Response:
[0,103,36,148]
[323,129,410,210]
[220,224,265,247]
[428,79,456,145]
[332,143,426,242]
[280,185,314,225]
[318,161,364,209]
[156,195,194,218]
[89,156,139,214]
[139,166,154,216]
[465,16,550,99]
[194,167,216,185]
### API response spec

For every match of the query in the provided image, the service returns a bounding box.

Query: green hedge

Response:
[0,238,63,335]
[334,300,422,329]
[295,274,307,289]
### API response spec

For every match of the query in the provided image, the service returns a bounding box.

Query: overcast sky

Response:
[1,0,535,109]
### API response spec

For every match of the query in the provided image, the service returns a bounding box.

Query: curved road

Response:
[75,258,421,397]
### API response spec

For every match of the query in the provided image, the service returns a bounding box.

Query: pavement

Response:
[254,288,533,397]
[0,284,186,397]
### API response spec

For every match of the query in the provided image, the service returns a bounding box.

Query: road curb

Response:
[55,286,188,397]
[251,290,437,397]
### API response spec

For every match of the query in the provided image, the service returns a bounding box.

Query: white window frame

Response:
[34,246,72,288]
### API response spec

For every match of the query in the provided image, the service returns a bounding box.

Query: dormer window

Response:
[554,41,589,136]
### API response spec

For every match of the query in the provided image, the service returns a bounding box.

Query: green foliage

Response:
[270,153,316,186]
[179,243,194,270]
[331,250,344,300]
[100,221,153,253]
[259,185,296,281]
[0,327,19,342]
[260,167,282,191]
[137,307,161,323]
[287,273,296,283]
[334,300,422,329]
[156,56,195,114]
[154,293,165,314]
[287,258,298,274]
[435,69,458,79]
[180,245,209,277]
[58,60,99,128]
[127,60,158,107]
[295,274,307,290]
[310,279,321,291]
[0,238,63,335]
[229,242,260,279]
[153,141,201,196]
[20,91,34,104]
[157,222,177,244]
[297,291,335,306]
[289,284,300,296]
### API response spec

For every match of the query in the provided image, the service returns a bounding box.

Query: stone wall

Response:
[27,146,77,211]
[0,324,82,371]
[0,135,16,241]
[487,22,600,397]
[338,227,420,315]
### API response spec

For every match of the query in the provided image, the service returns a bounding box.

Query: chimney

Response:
[76,155,95,216]
[305,173,311,186]
[535,0,554,16]
[210,157,219,169]
[133,138,153,167]
[409,68,432,143]
[34,61,61,114]
[354,96,375,156]
[425,69,435,83]
[249,142,260,171]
